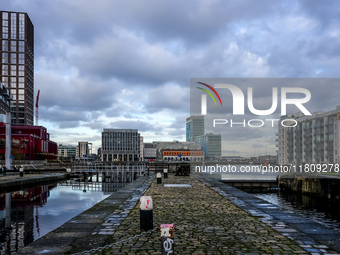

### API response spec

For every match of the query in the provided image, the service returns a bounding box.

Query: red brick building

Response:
[0,123,57,160]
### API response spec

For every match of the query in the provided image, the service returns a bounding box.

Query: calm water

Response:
[0,180,124,254]
[254,192,340,230]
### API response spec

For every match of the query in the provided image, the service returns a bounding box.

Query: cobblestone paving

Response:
[99,175,318,255]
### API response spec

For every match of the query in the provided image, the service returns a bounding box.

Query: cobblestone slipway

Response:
[99,175,339,255]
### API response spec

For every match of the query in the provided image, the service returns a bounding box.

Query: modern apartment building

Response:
[194,133,221,159]
[186,116,204,142]
[1,11,34,125]
[76,141,90,159]
[277,106,340,165]
[101,129,142,161]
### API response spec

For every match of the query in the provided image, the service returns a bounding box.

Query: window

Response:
[11,13,17,22]
[3,12,8,19]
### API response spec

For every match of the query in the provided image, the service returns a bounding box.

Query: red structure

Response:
[0,123,57,160]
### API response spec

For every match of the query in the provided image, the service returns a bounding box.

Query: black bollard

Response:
[19,167,24,177]
[163,168,168,179]
[157,173,162,184]
[140,196,153,231]
[161,224,174,255]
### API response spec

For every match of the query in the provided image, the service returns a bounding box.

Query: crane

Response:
[35,90,40,126]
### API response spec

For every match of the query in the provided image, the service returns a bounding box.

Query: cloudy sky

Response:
[1,0,340,156]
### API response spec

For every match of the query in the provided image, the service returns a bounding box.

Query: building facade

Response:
[0,82,10,115]
[1,11,34,125]
[162,149,204,161]
[277,106,340,165]
[143,143,157,161]
[101,129,142,162]
[186,116,204,142]
[194,133,221,159]
[152,141,202,160]
[58,144,76,161]
[0,122,57,160]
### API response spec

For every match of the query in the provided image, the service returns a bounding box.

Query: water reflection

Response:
[0,180,123,254]
[255,191,340,230]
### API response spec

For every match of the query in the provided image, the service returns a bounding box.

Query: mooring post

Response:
[5,193,11,229]
[161,224,174,255]
[157,172,162,184]
[163,168,168,179]
[19,166,24,177]
[140,196,153,231]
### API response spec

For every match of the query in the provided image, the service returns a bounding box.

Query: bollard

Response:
[161,224,174,255]
[163,168,168,179]
[19,167,24,177]
[140,196,153,231]
[157,172,162,184]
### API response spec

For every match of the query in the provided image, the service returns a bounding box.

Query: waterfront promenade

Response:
[8,173,340,254]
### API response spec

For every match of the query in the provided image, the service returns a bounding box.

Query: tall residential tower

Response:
[1,11,34,125]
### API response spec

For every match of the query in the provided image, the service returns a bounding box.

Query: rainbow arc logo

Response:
[196,82,223,106]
